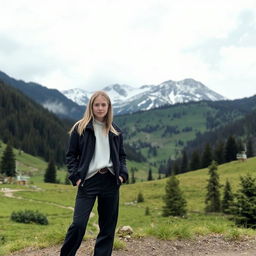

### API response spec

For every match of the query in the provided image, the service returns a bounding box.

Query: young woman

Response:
[60,91,128,256]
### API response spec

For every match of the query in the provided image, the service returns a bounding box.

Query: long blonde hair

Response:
[69,91,119,136]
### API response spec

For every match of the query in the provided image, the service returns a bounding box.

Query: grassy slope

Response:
[1,157,256,255]
[115,102,214,161]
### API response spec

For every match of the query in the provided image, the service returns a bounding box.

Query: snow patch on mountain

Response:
[62,79,226,115]
[62,88,90,106]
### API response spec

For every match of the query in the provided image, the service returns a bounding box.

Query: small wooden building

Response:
[236,151,247,162]
[16,175,30,185]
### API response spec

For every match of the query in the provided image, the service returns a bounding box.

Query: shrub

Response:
[137,192,144,203]
[113,238,126,250]
[0,235,6,245]
[11,210,48,225]
[145,207,150,216]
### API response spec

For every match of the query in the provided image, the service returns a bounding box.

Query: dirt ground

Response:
[8,235,256,256]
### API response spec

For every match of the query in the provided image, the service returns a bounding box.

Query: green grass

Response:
[1,157,256,255]
[115,102,216,166]
[13,148,48,176]
[113,238,126,250]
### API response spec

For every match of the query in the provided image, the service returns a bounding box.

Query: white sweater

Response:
[86,119,114,179]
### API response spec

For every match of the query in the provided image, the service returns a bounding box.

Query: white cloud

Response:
[0,0,256,99]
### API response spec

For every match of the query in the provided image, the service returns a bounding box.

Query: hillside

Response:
[0,80,69,164]
[0,141,53,181]
[184,108,256,155]
[1,74,256,175]
[115,96,256,176]
[0,70,84,120]
[1,157,256,255]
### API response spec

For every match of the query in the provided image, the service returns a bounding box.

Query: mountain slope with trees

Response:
[0,70,84,120]
[115,96,256,177]
[0,80,69,164]
[1,74,256,176]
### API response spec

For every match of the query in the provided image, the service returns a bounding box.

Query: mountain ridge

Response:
[0,70,226,118]
[63,78,226,114]
[0,70,84,120]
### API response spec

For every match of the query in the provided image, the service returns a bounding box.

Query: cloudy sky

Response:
[0,0,256,99]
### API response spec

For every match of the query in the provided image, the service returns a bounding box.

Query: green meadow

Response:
[1,156,256,255]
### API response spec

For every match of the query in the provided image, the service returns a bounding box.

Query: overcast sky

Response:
[0,0,256,99]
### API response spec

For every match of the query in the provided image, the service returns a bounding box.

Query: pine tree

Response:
[246,138,254,158]
[137,192,144,203]
[236,139,244,153]
[205,161,221,212]
[44,159,57,183]
[222,179,234,214]
[189,150,201,171]
[162,173,187,217]
[201,143,212,168]
[147,168,153,181]
[231,175,256,228]
[224,136,237,162]
[0,144,16,177]
[180,150,188,173]
[163,158,172,177]
[213,142,225,165]
[173,160,180,174]
[131,168,136,184]
[145,206,150,216]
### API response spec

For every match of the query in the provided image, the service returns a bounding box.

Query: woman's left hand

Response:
[118,176,124,184]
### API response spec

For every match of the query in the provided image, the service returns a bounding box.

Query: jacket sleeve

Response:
[119,133,129,183]
[66,129,81,186]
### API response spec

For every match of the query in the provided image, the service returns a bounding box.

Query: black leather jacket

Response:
[66,120,128,186]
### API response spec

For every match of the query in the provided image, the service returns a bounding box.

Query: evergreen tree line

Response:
[185,108,256,159]
[116,96,256,175]
[161,135,254,176]
[162,161,256,229]
[205,161,256,228]
[0,81,69,164]
[127,167,157,184]
[124,143,146,162]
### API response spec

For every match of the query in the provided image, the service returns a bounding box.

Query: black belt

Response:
[98,167,109,174]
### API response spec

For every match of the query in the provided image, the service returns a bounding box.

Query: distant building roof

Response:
[16,175,30,181]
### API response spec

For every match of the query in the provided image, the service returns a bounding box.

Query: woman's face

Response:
[92,95,109,122]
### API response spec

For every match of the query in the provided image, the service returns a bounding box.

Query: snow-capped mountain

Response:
[62,88,90,106]
[62,79,226,115]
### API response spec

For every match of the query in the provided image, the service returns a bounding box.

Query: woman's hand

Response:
[119,176,124,184]
[76,179,81,186]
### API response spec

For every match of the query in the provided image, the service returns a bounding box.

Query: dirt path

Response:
[1,187,96,218]
[1,187,74,211]
[8,235,256,256]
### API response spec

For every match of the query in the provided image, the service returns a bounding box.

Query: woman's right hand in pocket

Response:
[76,179,81,186]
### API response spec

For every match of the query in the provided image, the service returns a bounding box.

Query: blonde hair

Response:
[69,91,119,136]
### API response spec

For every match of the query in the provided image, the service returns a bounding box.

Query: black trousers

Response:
[60,171,119,256]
